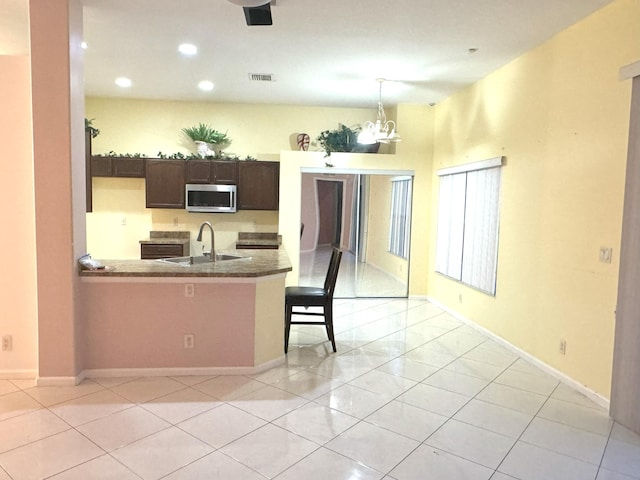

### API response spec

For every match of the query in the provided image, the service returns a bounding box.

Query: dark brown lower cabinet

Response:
[145,159,186,209]
[237,161,279,210]
[140,243,186,259]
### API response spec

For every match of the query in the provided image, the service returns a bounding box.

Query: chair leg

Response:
[284,302,292,354]
[324,302,337,353]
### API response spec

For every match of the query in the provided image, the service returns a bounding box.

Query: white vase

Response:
[195,141,209,157]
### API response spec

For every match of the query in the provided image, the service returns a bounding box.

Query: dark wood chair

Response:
[284,247,343,353]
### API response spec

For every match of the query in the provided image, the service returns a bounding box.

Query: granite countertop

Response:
[139,238,190,245]
[139,231,190,245]
[79,249,292,278]
[236,232,281,247]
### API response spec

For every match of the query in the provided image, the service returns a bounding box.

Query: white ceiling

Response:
[2,0,614,108]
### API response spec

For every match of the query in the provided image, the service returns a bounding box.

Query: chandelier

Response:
[357,79,402,145]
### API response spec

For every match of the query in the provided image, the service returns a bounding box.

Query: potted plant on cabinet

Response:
[182,123,231,158]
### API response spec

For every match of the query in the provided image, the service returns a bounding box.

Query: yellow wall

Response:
[428,0,640,397]
[86,97,380,159]
[85,97,380,258]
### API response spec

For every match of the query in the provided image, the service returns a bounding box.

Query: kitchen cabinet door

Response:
[145,159,186,209]
[186,160,211,183]
[113,157,145,177]
[212,160,238,184]
[91,157,145,178]
[140,243,187,259]
[237,161,279,210]
[91,156,112,176]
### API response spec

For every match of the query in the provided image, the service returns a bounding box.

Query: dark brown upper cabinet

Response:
[185,160,211,183]
[186,159,238,185]
[212,160,238,185]
[237,161,279,211]
[91,156,145,178]
[145,159,186,209]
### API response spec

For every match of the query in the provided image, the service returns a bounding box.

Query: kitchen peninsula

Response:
[80,249,292,377]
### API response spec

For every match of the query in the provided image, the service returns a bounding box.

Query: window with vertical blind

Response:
[435,157,503,295]
[389,176,412,259]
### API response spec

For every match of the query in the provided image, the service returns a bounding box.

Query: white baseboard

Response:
[18,357,288,386]
[0,369,37,380]
[408,295,430,300]
[36,372,86,387]
[427,297,610,411]
[81,356,287,380]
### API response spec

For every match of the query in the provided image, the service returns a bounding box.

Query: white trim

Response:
[81,356,286,379]
[0,369,37,380]
[81,273,287,284]
[427,297,610,410]
[36,372,86,387]
[390,175,412,182]
[437,156,503,177]
[302,167,415,176]
[408,294,430,300]
[620,61,640,81]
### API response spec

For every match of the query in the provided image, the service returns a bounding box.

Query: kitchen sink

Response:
[157,253,246,266]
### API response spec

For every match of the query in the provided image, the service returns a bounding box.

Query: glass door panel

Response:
[299,171,412,298]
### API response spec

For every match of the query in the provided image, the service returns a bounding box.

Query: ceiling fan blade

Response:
[243,3,272,26]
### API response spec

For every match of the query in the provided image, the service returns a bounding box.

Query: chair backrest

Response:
[323,248,343,297]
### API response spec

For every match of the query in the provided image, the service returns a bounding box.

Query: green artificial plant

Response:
[181,123,230,145]
[316,124,361,157]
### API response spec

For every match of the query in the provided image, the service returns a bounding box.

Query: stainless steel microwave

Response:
[185,184,237,213]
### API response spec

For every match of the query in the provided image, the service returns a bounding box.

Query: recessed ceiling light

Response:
[115,77,132,88]
[81,41,88,49]
[198,80,214,91]
[179,43,198,56]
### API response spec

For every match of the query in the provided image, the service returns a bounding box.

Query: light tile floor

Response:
[299,246,408,298]
[1,298,639,479]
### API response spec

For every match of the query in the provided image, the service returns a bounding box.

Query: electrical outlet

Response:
[559,339,567,355]
[2,335,12,351]
[599,247,612,264]
[458,294,463,303]
[121,217,127,226]
[184,334,194,349]
[184,284,194,297]
[173,217,179,227]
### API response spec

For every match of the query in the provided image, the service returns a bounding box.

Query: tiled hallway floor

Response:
[1,299,639,479]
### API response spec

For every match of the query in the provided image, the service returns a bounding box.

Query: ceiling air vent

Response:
[248,73,276,82]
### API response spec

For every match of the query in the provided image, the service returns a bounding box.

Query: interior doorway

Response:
[316,179,343,247]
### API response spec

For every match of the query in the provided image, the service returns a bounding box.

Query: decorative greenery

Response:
[85,118,100,138]
[95,151,148,158]
[181,123,230,145]
[316,124,360,157]
[94,150,256,161]
[157,151,198,160]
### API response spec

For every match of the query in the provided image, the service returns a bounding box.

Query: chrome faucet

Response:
[196,221,215,262]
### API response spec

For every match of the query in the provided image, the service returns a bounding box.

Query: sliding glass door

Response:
[299,169,413,298]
